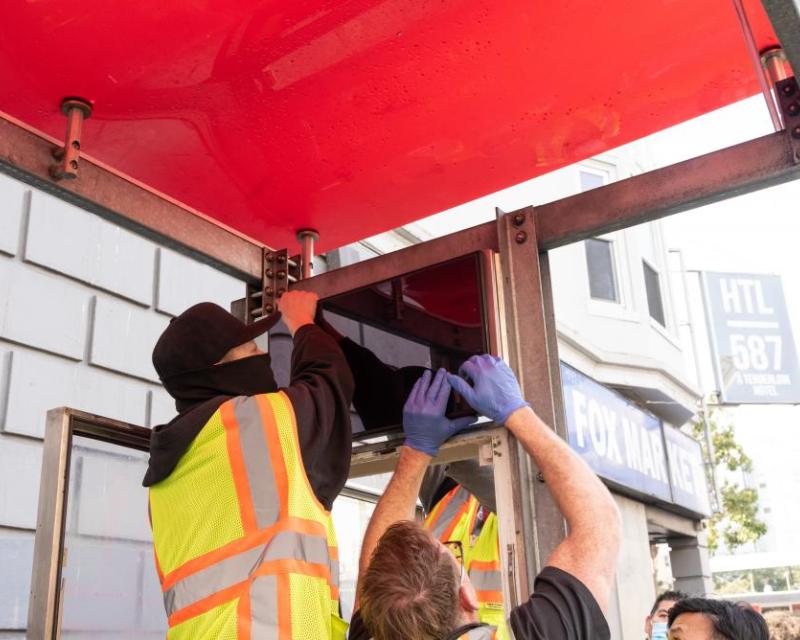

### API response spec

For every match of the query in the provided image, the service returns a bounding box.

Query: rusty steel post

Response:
[296,229,319,280]
[50,98,92,181]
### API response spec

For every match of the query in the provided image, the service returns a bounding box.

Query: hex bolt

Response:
[266,253,274,263]
[515,230,528,244]
[277,254,286,264]
[277,270,286,279]
[788,102,800,117]
[512,212,526,226]
[264,287,274,296]
[783,82,796,96]
[264,303,274,313]
[792,125,800,139]
[265,269,274,278]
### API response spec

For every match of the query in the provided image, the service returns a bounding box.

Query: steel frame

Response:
[12,63,800,635]
[27,408,151,640]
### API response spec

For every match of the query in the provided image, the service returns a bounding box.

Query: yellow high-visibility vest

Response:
[468,513,509,640]
[425,488,510,640]
[149,392,347,639]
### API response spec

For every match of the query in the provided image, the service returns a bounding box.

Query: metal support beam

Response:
[536,131,800,248]
[496,207,567,590]
[761,0,800,79]
[0,116,265,283]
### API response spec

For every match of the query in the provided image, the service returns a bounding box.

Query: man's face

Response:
[646,600,678,637]
[668,612,717,640]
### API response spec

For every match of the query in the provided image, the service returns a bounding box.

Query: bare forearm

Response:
[505,407,620,610]
[357,447,430,597]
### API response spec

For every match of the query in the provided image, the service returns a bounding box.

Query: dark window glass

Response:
[585,238,618,302]
[643,261,666,326]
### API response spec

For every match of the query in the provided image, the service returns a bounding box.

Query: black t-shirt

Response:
[347,566,609,640]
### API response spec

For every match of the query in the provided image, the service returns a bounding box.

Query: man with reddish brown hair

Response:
[348,355,622,640]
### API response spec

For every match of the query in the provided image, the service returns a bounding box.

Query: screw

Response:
[788,102,800,117]
[264,287,274,296]
[512,212,525,226]
[783,82,796,96]
[69,160,79,170]
[515,230,527,244]
[792,125,800,139]
[277,270,286,279]
[266,253,274,263]
[264,303,274,313]
[277,254,286,264]
[265,269,274,278]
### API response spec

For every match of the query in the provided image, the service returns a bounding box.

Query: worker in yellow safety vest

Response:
[144,291,355,639]
[425,485,510,640]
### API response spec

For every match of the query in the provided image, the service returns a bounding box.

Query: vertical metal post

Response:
[27,408,73,639]
[731,0,783,131]
[297,229,319,280]
[496,206,567,589]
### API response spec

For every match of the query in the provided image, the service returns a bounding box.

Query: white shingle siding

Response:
[25,190,156,305]
[0,173,26,257]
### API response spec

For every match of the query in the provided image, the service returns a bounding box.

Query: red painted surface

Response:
[0,0,779,252]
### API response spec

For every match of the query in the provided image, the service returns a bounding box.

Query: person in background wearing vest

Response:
[144,291,354,639]
[347,355,622,640]
[424,482,509,639]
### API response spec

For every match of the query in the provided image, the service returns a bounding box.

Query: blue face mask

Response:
[651,621,669,640]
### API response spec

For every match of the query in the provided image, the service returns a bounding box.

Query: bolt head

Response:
[69,160,79,170]
[788,102,800,116]
[782,82,797,97]
[792,125,800,139]
[264,287,274,296]
[277,254,287,264]
[277,270,286,279]
[264,304,274,314]
[265,269,274,278]
[515,230,528,244]
[265,253,274,263]
[512,212,526,226]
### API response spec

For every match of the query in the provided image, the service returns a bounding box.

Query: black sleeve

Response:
[510,566,610,640]
[347,611,370,640]
[282,324,355,511]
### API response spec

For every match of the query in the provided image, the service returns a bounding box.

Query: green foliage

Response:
[691,410,767,554]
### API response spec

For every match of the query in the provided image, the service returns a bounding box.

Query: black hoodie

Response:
[143,324,354,511]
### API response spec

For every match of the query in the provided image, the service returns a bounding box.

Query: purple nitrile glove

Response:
[446,355,529,425]
[403,368,476,457]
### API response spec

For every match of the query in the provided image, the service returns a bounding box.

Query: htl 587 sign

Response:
[701,272,800,404]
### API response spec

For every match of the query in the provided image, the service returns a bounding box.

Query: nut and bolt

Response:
[512,212,526,226]
[277,254,286,264]
[277,270,286,279]
[782,82,796,97]
[266,253,274,263]
[792,125,800,139]
[265,269,274,278]
[264,287,274,296]
[788,102,800,117]
[264,303,275,313]
[515,230,528,244]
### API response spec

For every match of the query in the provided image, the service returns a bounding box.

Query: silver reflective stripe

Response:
[430,487,472,539]
[250,574,280,639]
[232,396,280,529]
[164,530,331,616]
[329,558,339,590]
[469,568,502,593]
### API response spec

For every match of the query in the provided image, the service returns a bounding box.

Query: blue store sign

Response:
[561,363,711,517]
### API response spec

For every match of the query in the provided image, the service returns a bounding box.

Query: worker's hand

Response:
[446,355,529,425]
[403,369,475,457]
[278,290,318,337]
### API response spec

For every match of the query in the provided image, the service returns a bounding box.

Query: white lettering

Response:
[720,278,741,314]
[754,281,774,315]
[572,392,588,448]
[588,400,607,457]
[622,418,642,471]
[602,407,624,464]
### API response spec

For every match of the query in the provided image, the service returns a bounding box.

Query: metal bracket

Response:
[50,98,92,181]
[776,76,800,163]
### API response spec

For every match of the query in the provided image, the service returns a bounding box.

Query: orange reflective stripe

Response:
[425,489,455,532]
[475,590,503,603]
[469,559,500,572]
[278,573,291,640]
[221,402,258,533]
[255,395,290,521]
[440,499,471,541]
[237,591,252,640]
[252,558,333,583]
[168,581,248,627]
[161,517,327,590]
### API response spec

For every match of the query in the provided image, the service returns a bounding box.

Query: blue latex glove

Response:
[403,369,476,457]
[446,355,529,425]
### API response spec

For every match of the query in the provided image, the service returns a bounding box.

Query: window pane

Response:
[585,238,618,302]
[60,437,166,639]
[643,262,666,326]
[579,170,605,192]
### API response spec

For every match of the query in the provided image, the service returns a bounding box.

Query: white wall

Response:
[0,172,245,636]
